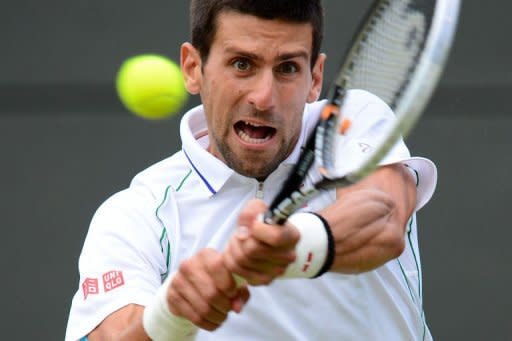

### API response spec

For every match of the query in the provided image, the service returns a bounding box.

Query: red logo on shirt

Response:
[82,278,99,300]
[102,270,125,292]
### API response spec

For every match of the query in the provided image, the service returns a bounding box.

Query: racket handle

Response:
[265,188,317,225]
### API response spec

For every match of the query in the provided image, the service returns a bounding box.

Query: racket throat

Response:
[265,188,316,225]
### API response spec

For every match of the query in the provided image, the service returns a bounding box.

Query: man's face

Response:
[182,11,325,179]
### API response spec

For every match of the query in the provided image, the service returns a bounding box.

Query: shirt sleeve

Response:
[64,186,167,341]
[334,89,437,211]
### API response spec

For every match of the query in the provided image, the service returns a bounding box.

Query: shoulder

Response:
[85,151,190,238]
[129,151,192,199]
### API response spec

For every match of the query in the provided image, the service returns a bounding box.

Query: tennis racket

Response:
[265,0,460,225]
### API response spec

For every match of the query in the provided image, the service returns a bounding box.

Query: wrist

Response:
[143,273,197,340]
[281,212,335,279]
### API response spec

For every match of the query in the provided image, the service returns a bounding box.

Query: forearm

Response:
[224,165,416,281]
[321,206,406,274]
[320,164,416,274]
[88,249,247,340]
[116,319,151,341]
[87,304,150,341]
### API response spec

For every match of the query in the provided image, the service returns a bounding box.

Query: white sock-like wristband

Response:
[143,273,197,341]
[282,212,334,278]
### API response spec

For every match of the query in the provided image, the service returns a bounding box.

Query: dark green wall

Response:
[1,1,510,340]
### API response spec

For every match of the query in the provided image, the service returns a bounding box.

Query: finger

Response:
[231,285,251,314]
[235,225,251,241]
[238,237,296,265]
[168,271,221,331]
[225,232,294,271]
[176,252,232,327]
[202,251,240,312]
[237,199,267,231]
[191,250,237,317]
[223,243,287,285]
[250,220,300,248]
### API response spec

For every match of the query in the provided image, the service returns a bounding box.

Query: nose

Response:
[247,69,276,112]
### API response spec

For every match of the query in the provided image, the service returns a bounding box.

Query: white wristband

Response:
[282,212,331,278]
[143,273,197,341]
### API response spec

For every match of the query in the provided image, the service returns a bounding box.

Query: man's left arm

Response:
[224,163,416,284]
[320,162,416,274]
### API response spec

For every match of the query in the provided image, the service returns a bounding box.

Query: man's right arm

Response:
[86,249,249,341]
[88,304,149,341]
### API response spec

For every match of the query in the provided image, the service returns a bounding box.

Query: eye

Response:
[277,62,299,74]
[233,58,252,72]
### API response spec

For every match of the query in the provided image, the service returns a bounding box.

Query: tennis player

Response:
[65,1,437,340]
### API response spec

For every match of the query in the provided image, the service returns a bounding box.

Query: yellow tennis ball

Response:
[116,54,188,120]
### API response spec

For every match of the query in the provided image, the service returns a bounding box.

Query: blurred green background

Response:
[1,1,510,339]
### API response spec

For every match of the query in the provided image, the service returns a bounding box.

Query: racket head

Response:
[266,0,460,223]
[317,0,460,182]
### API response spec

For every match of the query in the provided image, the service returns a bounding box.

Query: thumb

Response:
[236,199,267,238]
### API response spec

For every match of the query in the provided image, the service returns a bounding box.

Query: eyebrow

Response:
[277,51,309,62]
[224,47,309,62]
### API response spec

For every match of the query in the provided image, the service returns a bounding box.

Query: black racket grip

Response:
[267,125,317,219]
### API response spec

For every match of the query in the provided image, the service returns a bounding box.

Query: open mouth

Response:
[234,121,276,144]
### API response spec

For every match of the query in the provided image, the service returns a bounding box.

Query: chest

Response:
[168,171,335,270]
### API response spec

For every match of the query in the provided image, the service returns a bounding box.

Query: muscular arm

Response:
[86,249,249,340]
[88,304,149,341]
[224,163,416,282]
[320,163,417,273]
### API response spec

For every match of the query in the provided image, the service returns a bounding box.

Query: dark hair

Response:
[190,0,324,68]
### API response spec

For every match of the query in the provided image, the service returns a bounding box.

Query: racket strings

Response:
[343,0,433,108]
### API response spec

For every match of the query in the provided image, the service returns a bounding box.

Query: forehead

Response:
[211,10,314,59]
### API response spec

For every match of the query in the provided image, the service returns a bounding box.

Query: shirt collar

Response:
[180,102,324,196]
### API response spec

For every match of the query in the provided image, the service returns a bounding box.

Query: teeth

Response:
[237,130,271,144]
[245,121,263,127]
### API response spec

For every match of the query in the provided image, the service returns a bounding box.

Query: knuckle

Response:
[381,229,405,257]
[167,292,185,315]
[207,252,224,269]
[269,227,285,245]
[393,237,406,257]
[284,226,300,245]
[196,302,214,317]
[223,253,238,273]
[167,285,180,302]
[241,239,260,258]
[291,226,301,242]
[217,276,235,293]
[203,287,221,303]
[198,248,216,259]
[179,259,196,275]
[249,274,273,286]
[246,199,267,212]
[202,320,220,332]
[189,313,206,327]
[258,275,274,285]
[218,313,229,324]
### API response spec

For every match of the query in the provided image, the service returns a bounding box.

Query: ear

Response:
[307,53,326,103]
[180,42,202,95]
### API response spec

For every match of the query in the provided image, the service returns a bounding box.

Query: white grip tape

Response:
[143,273,197,341]
[282,212,328,278]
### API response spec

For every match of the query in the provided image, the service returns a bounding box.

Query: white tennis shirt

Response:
[65,89,437,341]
